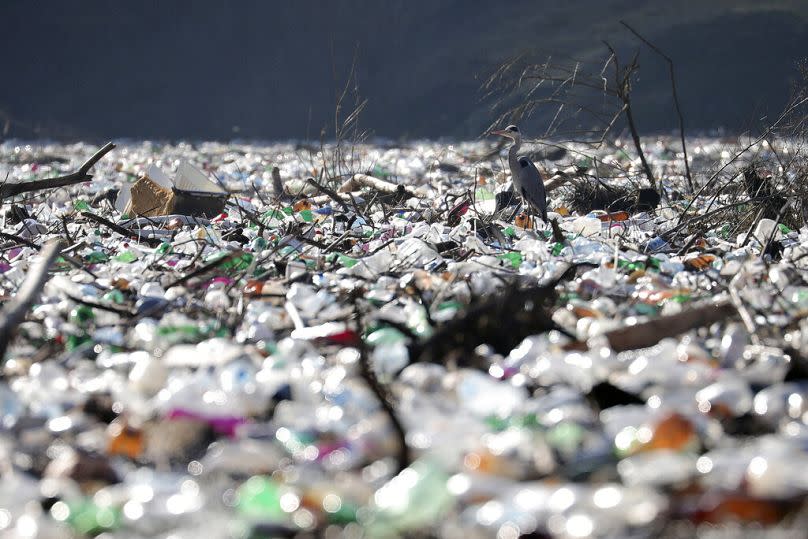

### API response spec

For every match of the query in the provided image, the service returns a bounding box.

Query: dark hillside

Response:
[0,0,806,140]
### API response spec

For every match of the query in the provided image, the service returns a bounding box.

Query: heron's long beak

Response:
[491,129,509,137]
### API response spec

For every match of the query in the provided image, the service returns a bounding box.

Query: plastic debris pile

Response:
[0,136,807,538]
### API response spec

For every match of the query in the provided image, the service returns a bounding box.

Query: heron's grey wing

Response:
[517,156,547,220]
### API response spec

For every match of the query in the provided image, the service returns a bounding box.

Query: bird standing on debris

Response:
[492,125,547,222]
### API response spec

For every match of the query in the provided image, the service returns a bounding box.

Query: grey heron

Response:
[492,125,548,222]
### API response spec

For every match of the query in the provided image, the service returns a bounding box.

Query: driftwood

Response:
[338,173,422,198]
[0,238,65,359]
[566,298,737,352]
[308,190,364,206]
[0,142,115,199]
[544,165,581,193]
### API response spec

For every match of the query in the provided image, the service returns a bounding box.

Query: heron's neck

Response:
[508,137,521,173]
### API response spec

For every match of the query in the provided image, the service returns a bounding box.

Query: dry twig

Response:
[620,21,693,192]
[0,238,65,359]
[80,211,162,247]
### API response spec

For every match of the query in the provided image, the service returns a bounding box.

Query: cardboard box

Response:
[123,162,227,217]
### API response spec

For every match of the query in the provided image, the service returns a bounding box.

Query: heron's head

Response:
[492,124,520,141]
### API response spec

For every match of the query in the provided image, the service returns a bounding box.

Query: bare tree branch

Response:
[621,21,693,192]
[0,142,115,199]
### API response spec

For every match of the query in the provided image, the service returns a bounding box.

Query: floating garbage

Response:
[0,135,807,538]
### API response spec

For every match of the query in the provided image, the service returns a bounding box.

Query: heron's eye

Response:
[509,126,518,132]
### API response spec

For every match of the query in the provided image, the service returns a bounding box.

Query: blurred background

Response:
[1,0,806,141]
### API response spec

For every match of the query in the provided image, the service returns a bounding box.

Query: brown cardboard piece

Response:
[124,175,175,217]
